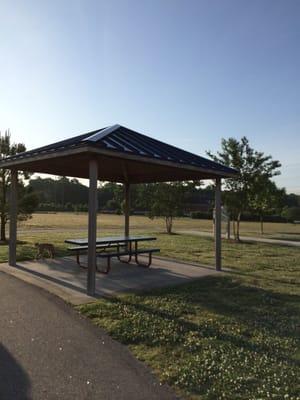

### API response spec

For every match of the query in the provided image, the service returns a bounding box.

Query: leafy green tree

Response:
[144,182,198,234]
[249,178,285,234]
[282,193,300,208]
[282,206,300,222]
[0,130,39,242]
[207,137,281,241]
[148,183,185,234]
[29,176,89,206]
[17,185,39,221]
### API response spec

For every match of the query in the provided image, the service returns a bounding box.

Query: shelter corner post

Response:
[9,169,18,266]
[87,158,98,296]
[215,177,222,271]
[124,182,130,237]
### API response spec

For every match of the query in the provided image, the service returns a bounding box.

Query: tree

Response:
[207,137,281,241]
[101,183,123,213]
[148,183,185,233]
[249,178,285,234]
[283,193,300,208]
[282,206,300,222]
[17,185,39,221]
[143,182,198,234]
[29,176,89,206]
[0,131,39,242]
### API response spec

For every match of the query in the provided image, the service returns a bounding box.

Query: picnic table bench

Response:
[65,236,160,274]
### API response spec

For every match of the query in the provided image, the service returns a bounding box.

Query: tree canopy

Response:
[0,131,39,242]
[207,136,281,240]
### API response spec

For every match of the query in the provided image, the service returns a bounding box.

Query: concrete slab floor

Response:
[0,256,219,305]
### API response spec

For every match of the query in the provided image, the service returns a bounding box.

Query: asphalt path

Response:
[176,230,300,247]
[0,272,177,400]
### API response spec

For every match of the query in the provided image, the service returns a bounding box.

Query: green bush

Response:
[190,211,212,219]
[282,207,300,222]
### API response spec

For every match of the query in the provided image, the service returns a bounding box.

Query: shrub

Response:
[282,207,300,222]
[190,211,212,219]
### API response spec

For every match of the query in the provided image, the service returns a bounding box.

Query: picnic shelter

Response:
[0,124,238,295]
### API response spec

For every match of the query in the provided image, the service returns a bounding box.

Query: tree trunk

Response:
[232,219,236,240]
[260,215,264,235]
[236,212,241,241]
[0,214,6,242]
[227,218,231,240]
[166,216,173,234]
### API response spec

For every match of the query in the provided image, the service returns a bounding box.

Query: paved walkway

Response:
[0,272,178,400]
[176,230,300,247]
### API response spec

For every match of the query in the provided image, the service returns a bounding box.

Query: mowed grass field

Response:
[19,212,300,240]
[1,213,300,399]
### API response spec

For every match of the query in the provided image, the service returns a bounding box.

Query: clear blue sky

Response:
[1,0,299,193]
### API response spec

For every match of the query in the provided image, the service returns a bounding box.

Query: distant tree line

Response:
[28,177,213,215]
[28,175,299,221]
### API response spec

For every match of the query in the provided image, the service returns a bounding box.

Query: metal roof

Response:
[1,124,237,178]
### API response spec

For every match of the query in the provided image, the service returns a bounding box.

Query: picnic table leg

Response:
[106,257,111,274]
[134,240,152,267]
[128,241,133,262]
[134,240,138,264]
[97,256,111,274]
[75,251,87,269]
[135,252,152,268]
[117,241,132,263]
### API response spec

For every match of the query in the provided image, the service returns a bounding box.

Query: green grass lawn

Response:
[1,213,300,399]
[77,234,300,400]
[18,212,300,240]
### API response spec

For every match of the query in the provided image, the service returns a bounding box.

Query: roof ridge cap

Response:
[82,124,121,143]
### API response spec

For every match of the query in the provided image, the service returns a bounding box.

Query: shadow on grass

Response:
[80,274,300,399]
[97,275,300,349]
[222,265,300,286]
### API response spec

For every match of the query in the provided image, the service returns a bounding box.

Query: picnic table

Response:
[65,236,160,274]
